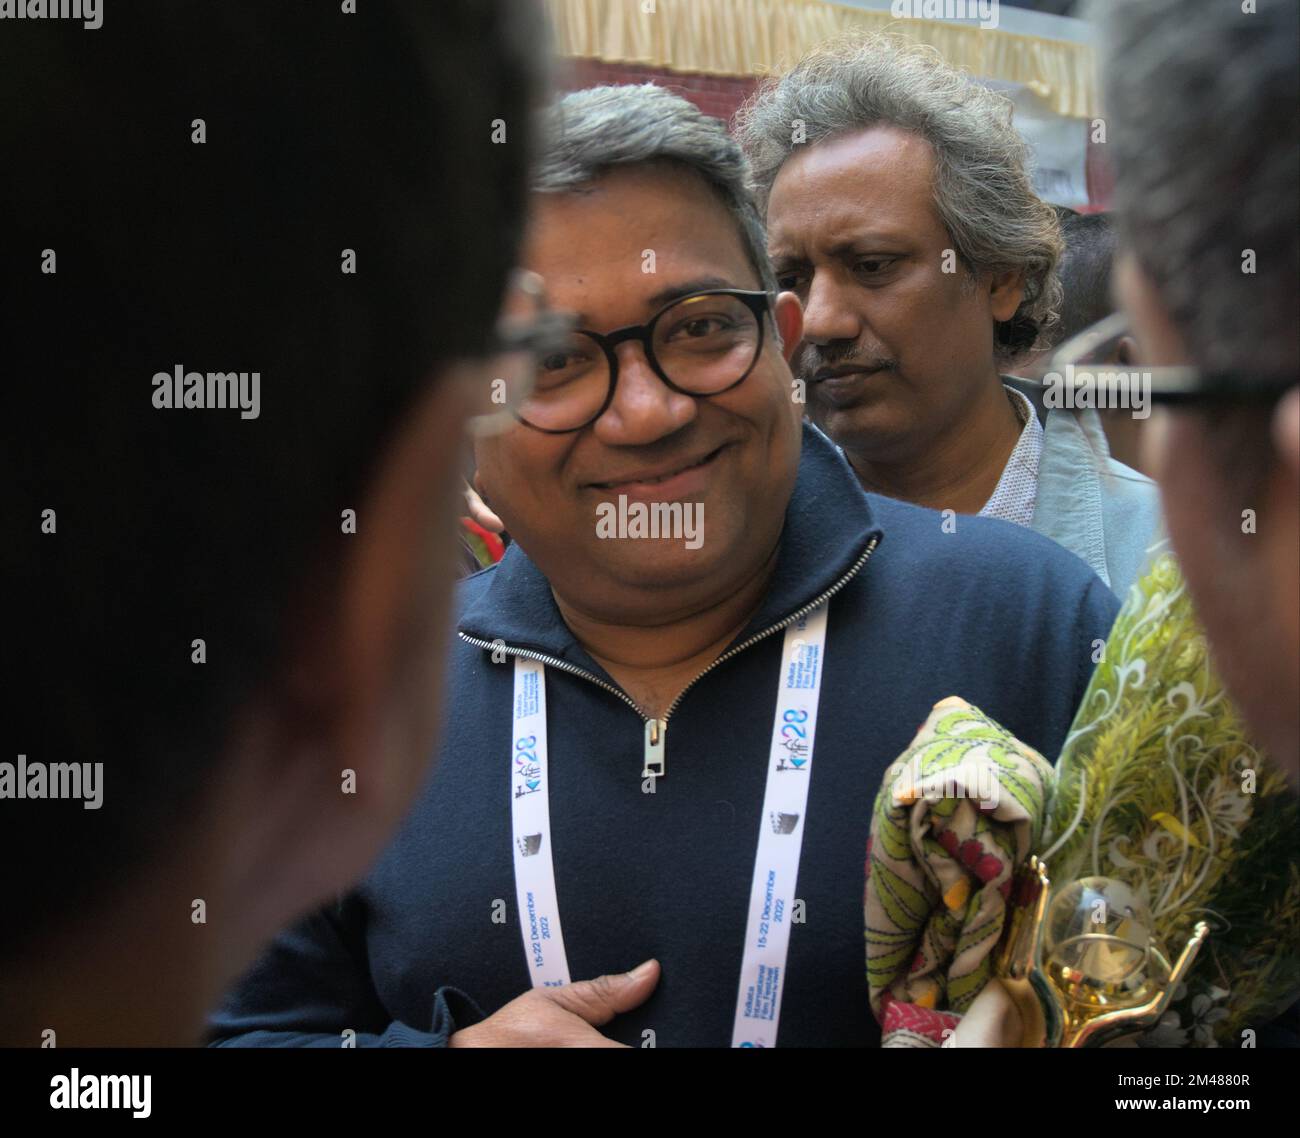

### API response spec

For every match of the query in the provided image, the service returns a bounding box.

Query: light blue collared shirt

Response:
[818,381,1162,600]
[1027,399,1162,602]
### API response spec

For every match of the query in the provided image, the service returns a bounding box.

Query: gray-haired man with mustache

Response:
[735,35,1161,598]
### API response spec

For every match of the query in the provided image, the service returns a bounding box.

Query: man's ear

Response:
[774,290,804,364]
[988,269,1026,323]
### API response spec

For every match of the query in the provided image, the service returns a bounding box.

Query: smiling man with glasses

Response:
[212,82,1121,1048]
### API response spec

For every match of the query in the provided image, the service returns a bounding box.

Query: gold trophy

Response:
[866,554,1298,1047]
[996,857,1210,1047]
[990,550,1297,1048]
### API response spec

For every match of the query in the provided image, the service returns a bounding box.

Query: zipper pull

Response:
[642,718,667,780]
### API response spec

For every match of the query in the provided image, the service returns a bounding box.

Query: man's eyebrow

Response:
[645,275,744,309]
[561,275,750,327]
[826,233,909,255]
[771,232,909,261]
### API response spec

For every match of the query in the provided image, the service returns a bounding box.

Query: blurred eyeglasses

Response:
[1047,312,1295,406]
[466,270,579,438]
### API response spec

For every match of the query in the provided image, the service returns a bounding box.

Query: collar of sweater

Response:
[457,421,884,676]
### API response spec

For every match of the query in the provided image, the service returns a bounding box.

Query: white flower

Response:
[1203,775,1252,836]
[1188,988,1231,1047]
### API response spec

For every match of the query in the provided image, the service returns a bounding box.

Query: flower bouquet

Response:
[1000,547,1300,1046]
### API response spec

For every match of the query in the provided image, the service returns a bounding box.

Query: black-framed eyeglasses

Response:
[1046,312,1296,406]
[513,288,773,434]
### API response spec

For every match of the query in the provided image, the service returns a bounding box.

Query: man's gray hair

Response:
[733,34,1062,364]
[1101,0,1299,377]
[534,83,778,295]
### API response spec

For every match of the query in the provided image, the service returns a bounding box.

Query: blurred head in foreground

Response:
[1102,0,1299,781]
[3,0,543,1042]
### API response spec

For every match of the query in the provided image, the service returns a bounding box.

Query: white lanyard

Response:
[509,603,830,1044]
[509,657,572,987]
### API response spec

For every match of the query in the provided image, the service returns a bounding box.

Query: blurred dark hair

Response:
[1050,210,1117,347]
[4,1,544,959]
[1102,0,1298,380]
[1101,0,1298,498]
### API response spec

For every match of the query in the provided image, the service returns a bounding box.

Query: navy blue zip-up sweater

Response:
[209,424,1119,1048]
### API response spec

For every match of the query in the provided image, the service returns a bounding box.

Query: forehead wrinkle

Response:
[769,128,938,253]
[770,204,915,260]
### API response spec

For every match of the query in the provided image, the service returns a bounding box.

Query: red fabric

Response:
[460,517,505,563]
[879,993,962,1047]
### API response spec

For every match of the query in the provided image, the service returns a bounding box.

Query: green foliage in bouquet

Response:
[1040,548,1300,1046]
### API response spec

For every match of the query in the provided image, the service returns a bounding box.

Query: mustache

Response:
[795,343,895,382]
